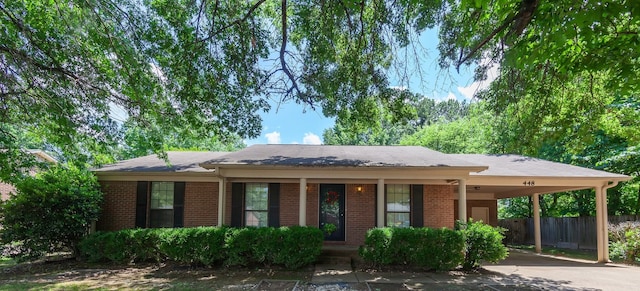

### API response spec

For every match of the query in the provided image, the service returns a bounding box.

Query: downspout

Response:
[215,166,227,227]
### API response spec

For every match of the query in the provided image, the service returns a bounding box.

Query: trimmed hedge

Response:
[359,227,465,271]
[359,222,508,271]
[79,226,323,269]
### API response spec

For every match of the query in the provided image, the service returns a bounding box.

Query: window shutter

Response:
[173,182,185,227]
[412,184,424,227]
[268,183,280,227]
[135,181,148,228]
[231,183,244,227]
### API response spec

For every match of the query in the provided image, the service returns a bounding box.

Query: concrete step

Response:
[317,255,352,265]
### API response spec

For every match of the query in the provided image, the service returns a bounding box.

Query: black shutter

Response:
[412,184,424,227]
[231,183,244,227]
[374,184,378,227]
[135,181,148,228]
[268,183,280,227]
[173,182,185,227]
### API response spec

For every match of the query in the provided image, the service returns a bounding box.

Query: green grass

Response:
[0,257,16,269]
[509,245,598,261]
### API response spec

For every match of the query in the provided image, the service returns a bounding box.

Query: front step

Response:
[317,255,352,265]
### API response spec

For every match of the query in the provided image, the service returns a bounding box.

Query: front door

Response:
[319,184,346,241]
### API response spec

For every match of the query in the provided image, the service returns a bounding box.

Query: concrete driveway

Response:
[484,249,640,291]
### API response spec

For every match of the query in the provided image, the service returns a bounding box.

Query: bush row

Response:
[79,226,323,269]
[359,220,508,271]
[609,221,640,264]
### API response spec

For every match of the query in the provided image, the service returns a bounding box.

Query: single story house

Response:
[94,145,630,262]
[0,150,57,200]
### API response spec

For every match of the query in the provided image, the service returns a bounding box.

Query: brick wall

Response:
[424,184,455,229]
[454,199,498,226]
[306,183,319,227]
[0,182,15,201]
[184,182,218,227]
[280,183,300,226]
[345,184,376,246]
[98,181,219,231]
[97,181,137,231]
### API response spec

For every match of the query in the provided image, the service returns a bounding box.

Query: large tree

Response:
[0,0,442,173]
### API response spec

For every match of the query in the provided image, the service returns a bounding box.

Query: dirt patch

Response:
[0,259,313,290]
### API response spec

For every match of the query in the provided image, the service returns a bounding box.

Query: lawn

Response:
[0,257,313,290]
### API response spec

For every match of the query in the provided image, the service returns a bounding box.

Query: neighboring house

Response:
[0,150,57,200]
[94,145,630,262]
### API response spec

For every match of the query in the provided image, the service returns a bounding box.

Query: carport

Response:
[451,154,631,263]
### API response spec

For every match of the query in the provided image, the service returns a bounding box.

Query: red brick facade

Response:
[98,181,461,246]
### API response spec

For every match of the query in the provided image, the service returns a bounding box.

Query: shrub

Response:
[609,221,640,264]
[359,227,465,271]
[457,220,508,270]
[0,165,103,261]
[80,226,323,268]
[159,227,227,266]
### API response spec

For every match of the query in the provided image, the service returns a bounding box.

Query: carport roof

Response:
[450,154,628,179]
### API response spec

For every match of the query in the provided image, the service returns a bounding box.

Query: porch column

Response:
[595,186,606,263]
[533,193,542,253]
[600,185,610,262]
[299,178,307,226]
[458,179,467,222]
[217,177,226,226]
[377,179,384,227]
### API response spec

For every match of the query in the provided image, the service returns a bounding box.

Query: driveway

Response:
[484,249,640,291]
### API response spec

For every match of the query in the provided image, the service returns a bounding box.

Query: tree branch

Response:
[200,0,267,42]
[279,0,304,104]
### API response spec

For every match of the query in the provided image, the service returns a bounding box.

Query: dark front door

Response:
[319,184,346,241]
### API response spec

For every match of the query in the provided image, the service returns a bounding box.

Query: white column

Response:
[377,179,385,227]
[217,177,225,227]
[458,179,467,222]
[299,178,307,226]
[595,186,605,262]
[533,193,542,253]
[601,186,610,262]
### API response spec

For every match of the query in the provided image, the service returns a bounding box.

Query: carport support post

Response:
[533,193,542,253]
[377,179,384,227]
[458,179,467,222]
[299,178,307,226]
[595,185,607,263]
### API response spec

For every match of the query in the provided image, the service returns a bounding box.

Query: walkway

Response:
[307,248,640,290]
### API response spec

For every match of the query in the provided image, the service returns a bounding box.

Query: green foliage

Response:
[359,227,465,271]
[79,226,323,269]
[0,165,103,261]
[457,220,509,270]
[609,222,640,264]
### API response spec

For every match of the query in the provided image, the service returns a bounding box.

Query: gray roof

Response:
[450,154,629,178]
[95,151,229,173]
[201,145,486,168]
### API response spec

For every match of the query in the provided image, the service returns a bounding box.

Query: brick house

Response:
[94,145,629,262]
[0,150,57,200]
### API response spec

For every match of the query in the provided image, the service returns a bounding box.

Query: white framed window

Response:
[245,183,269,227]
[150,182,174,228]
[386,184,410,228]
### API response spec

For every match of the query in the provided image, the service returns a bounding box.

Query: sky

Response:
[245,28,498,146]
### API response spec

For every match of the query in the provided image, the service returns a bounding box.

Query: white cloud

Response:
[302,133,322,145]
[265,131,281,144]
[457,60,500,99]
[446,92,457,100]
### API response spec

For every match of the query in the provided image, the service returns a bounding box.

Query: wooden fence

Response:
[499,215,639,250]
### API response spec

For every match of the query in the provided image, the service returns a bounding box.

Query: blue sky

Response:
[245,28,498,145]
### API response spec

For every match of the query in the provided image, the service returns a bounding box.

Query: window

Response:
[135,181,184,229]
[386,184,410,228]
[150,182,174,228]
[245,183,269,227]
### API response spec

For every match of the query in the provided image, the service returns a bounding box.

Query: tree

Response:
[1,0,437,172]
[0,165,102,261]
